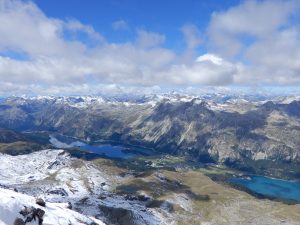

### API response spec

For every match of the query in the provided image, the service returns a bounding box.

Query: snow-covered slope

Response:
[0,149,108,201]
[0,150,72,185]
[0,187,105,225]
[0,150,167,225]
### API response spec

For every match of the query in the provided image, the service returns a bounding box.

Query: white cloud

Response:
[196,54,223,65]
[0,0,300,96]
[65,19,105,43]
[136,29,166,48]
[0,0,175,92]
[160,54,240,86]
[207,0,299,57]
[112,20,129,31]
[181,24,202,61]
[207,0,300,85]
[0,0,88,58]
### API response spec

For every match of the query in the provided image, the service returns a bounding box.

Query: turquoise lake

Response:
[230,175,300,202]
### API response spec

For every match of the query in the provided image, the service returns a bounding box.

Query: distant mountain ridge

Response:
[0,94,299,178]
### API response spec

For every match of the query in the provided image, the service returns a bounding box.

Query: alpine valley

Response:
[0,93,300,225]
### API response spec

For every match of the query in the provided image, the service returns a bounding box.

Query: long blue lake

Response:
[49,135,154,159]
[79,144,137,159]
[230,175,300,202]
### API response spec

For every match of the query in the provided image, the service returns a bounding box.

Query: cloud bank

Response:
[0,0,299,95]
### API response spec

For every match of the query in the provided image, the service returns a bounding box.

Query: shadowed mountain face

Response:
[0,128,27,143]
[0,96,299,176]
[0,128,48,155]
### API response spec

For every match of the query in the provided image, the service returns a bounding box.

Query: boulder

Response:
[19,206,45,225]
[13,218,25,225]
[36,198,46,207]
[47,188,68,196]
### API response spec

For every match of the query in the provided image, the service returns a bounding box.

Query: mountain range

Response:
[0,94,299,178]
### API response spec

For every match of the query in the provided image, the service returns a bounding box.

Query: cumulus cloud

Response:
[181,24,202,61]
[136,29,166,48]
[112,20,129,31]
[207,0,300,85]
[208,0,299,57]
[0,0,300,95]
[160,54,240,85]
[0,0,91,58]
[65,20,105,43]
[0,0,175,93]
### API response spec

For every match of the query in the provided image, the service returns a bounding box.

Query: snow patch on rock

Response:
[0,187,105,225]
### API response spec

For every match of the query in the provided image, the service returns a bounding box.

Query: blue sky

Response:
[33,0,239,50]
[0,0,300,96]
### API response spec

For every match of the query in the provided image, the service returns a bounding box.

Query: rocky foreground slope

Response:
[0,150,167,225]
[0,95,299,177]
[0,188,104,225]
[0,149,299,225]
